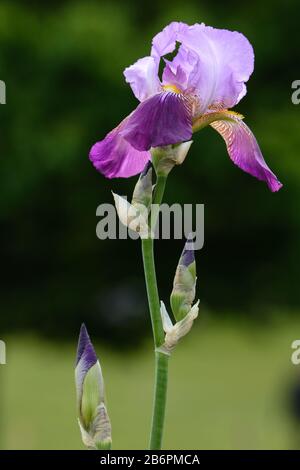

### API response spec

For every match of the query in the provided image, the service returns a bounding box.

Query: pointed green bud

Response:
[151,141,193,177]
[75,324,112,450]
[170,235,197,322]
[158,300,199,355]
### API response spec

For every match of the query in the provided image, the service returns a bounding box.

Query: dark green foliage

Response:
[0,0,299,341]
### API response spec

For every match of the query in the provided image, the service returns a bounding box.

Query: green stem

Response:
[153,175,167,217]
[142,237,165,347]
[149,352,169,450]
[141,173,169,450]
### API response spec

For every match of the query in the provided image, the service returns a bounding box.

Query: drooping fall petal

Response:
[120,92,193,151]
[89,118,151,179]
[210,113,282,192]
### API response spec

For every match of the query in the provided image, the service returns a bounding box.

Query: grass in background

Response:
[2,316,300,449]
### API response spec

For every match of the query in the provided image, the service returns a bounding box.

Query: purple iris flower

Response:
[89,22,282,191]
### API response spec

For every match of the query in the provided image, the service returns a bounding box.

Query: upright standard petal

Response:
[120,92,193,151]
[124,56,161,102]
[152,22,202,96]
[162,45,200,93]
[151,21,189,59]
[151,22,254,114]
[210,112,282,192]
[89,118,151,179]
[177,24,254,113]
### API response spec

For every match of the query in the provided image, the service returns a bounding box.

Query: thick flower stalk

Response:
[75,324,112,450]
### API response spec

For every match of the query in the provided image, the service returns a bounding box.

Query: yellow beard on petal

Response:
[192,109,245,132]
[222,109,244,119]
[162,84,182,94]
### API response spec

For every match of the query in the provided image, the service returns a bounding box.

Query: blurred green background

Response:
[0,0,300,449]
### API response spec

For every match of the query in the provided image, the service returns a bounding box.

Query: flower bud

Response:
[151,141,193,176]
[131,161,153,209]
[170,236,196,322]
[75,324,112,450]
[158,300,199,355]
[113,162,152,238]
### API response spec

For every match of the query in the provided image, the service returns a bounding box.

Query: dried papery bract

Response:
[158,300,199,355]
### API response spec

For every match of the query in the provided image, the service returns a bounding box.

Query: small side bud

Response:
[132,161,153,209]
[170,236,197,322]
[151,141,193,176]
[113,162,152,238]
[158,300,199,355]
[75,324,112,450]
[112,192,149,237]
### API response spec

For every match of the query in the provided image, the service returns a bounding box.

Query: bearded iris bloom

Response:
[89,21,282,191]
